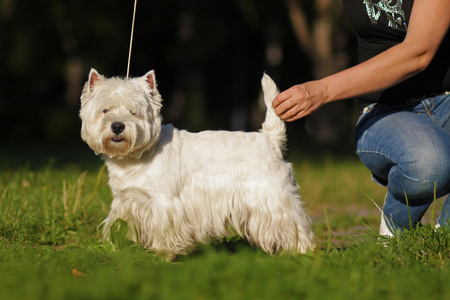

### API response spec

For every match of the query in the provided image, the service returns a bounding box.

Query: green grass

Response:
[1,153,450,300]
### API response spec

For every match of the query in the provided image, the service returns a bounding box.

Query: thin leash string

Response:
[126,0,138,80]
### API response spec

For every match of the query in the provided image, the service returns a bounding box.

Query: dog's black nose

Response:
[111,122,125,134]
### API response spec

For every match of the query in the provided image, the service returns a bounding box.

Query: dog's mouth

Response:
[111,136,125,143]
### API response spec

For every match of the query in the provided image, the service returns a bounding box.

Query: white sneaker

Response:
[379,214,394,238]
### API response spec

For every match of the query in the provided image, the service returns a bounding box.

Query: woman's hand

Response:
[272,81,327,122]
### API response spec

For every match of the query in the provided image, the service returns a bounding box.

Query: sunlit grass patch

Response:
[0,164,110,247]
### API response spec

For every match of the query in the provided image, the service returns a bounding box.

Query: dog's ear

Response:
[143,70,156,90]
[88,68,103,92]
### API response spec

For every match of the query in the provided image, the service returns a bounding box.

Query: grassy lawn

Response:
[1,149,449,299]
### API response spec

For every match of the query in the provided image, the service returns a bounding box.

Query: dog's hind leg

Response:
[240,190,314,255]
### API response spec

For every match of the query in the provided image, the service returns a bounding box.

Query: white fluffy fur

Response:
[80,69,314,259]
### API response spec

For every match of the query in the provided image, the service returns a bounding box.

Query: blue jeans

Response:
[355,94,450,232]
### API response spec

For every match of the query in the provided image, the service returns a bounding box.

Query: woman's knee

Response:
[388,141,450,200]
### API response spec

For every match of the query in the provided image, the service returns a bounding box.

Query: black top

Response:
[342,0,450,105]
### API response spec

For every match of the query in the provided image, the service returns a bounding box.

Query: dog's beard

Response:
[98,122,140,159]
[95,120,160,159]
[101,129,134,158]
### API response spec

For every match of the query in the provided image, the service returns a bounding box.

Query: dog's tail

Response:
[260,73,287,152]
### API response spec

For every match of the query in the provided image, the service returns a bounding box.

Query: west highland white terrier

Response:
[80,69,314,259]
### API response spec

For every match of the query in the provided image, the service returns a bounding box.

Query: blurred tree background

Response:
[0,0,360,160]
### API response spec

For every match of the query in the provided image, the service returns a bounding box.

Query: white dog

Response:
[80,69,314,259]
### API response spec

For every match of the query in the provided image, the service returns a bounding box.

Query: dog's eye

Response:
[103,109,109,114]
[129,110,136,116]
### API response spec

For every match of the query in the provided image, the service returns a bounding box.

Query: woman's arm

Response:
[273,0,450,122]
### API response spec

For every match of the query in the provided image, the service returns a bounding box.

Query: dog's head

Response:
[79,69,163,159]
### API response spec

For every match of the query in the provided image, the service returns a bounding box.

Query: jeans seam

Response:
[355,149,396,165]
